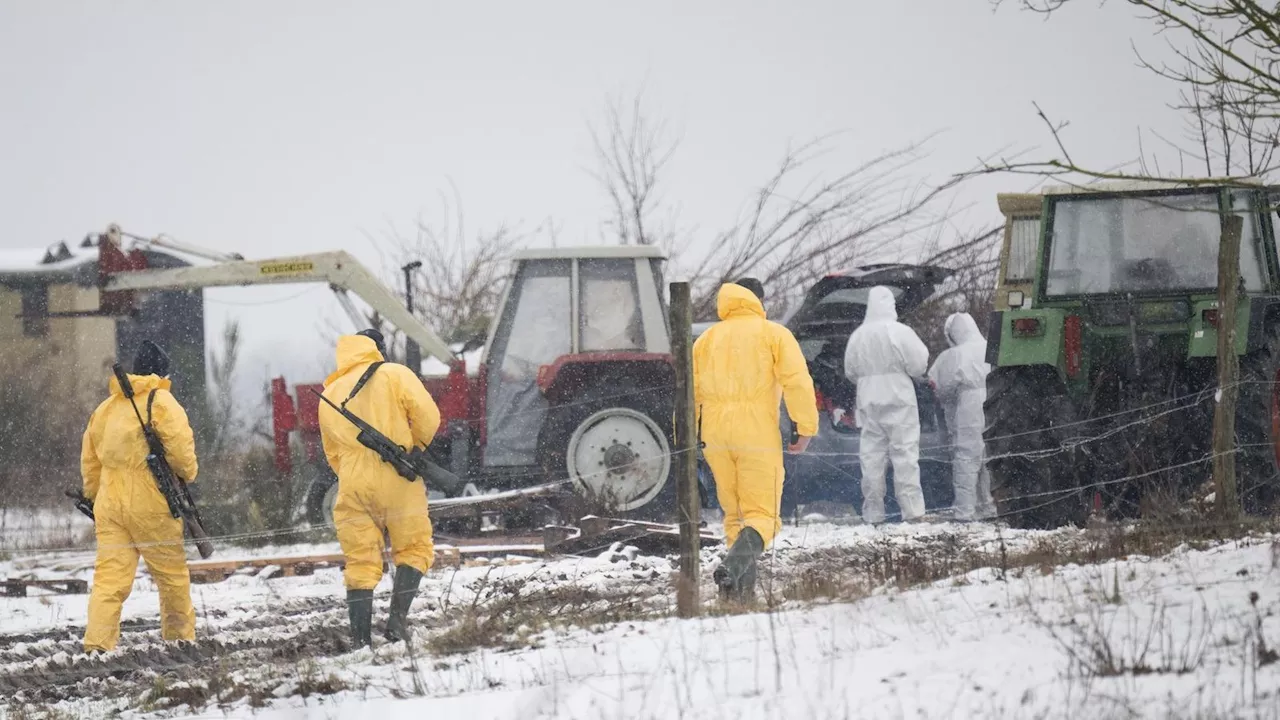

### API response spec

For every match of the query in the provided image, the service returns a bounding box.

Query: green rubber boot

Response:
[384,564,424,644]
[713,527,764,603]
[347,589,374,649]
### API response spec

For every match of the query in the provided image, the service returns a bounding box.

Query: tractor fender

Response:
[994,307,1067,378]
[1187,298,1252,357]
[537,353,675,406]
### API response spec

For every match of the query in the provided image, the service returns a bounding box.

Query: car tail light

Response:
[1065,315,1082,379]
[815,388,830,412]
[1203,309,1220,328]
[1012,317,1043,337]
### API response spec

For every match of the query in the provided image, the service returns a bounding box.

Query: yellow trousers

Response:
[334,471,434,590]
[84,511,194,652]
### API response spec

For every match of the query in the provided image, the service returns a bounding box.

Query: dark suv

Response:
[694,264,955,520]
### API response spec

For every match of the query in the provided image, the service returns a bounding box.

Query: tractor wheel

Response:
[304,464,339,529]
[1234,327,1280,514]
[538,385,675,521]
[983,367,1087,529]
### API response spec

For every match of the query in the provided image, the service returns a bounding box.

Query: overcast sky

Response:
[1,1,1184,400]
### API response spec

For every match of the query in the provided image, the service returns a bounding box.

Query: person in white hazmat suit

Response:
[927,312,997,522]
[844,286,930,523]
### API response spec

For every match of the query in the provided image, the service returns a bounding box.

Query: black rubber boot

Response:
[384,564,424,643]
[347,589,374,649]
[713,527,764,603]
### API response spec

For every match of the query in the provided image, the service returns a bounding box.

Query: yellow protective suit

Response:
[81,374,199,652]
[693,284,819,547]
[319,335,442,590]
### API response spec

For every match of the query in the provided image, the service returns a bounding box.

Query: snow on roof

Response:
[0,241,101,276]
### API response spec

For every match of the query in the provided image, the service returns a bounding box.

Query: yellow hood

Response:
[326,335,386,385]
[108,373,171,398]
[716,283,766,321]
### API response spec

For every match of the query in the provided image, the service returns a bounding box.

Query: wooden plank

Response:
[0,579,90,597]
[185,544,482,584]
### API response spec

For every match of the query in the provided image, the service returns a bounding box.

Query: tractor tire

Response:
[538,385,675,522]
[984,366,1087,529]
[1234,327,1280,514]
[304,464,339,529]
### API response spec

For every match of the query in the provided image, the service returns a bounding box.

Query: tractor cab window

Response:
[484,259,571,466]
[1006,216,1040,283]
[1233,190,1269,289]
[579,259,644,352]
[1045,191,1266,296]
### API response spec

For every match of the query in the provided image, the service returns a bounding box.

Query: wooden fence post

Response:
[1213,214,1243,522]
[669,281,700,617]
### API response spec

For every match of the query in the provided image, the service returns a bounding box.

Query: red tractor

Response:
[268,246,680,528]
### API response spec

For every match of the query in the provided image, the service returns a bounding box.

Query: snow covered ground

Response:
[2,520,1279,719]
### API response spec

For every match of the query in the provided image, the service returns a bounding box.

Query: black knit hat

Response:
[356,328,387,358]
[133,340,171,377]
[734,277,765,301]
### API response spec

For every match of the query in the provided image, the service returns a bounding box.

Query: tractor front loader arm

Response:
[102,246,457,365]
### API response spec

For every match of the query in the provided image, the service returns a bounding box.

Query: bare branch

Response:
[589,89,682,250]
[371,191,528,351]
[683,135,992,320]
[993,0,1280,184]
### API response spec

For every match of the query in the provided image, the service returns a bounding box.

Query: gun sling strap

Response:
[341,361,385,409]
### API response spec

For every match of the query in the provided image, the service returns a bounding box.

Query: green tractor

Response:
[984,180,1280,528]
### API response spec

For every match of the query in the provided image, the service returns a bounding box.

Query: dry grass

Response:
[426,577,658,656]
[751,517,1280,611]
[139,659,348,713]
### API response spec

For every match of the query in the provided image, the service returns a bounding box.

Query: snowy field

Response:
[1,519,1279,719]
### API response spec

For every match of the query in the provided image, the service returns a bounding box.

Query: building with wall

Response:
[0,236,207,465]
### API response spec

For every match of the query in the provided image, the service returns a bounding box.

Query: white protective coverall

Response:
[928,312,997,521]
[843,286,930,523]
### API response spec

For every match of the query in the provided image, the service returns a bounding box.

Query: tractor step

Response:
[2,578,89,597]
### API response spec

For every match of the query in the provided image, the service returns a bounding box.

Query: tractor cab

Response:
[482,247,675,514]
[985,180,1280,528]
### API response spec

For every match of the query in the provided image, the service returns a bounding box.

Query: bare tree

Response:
[1172,75,1279,177]
[907,224,1004,353]
[589,90,681,250]
[373,187,527,358]
[587,91,998,321]
[986,0,1280,183]
[684,136,982,320]
[205,319,245,460]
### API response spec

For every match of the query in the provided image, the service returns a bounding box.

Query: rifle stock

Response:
[312,388,465,495]
[65,489,95,521]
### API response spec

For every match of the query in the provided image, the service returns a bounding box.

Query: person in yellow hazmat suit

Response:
[319,329,441,648]
[693,280,818,601]
[81,340,199,653]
